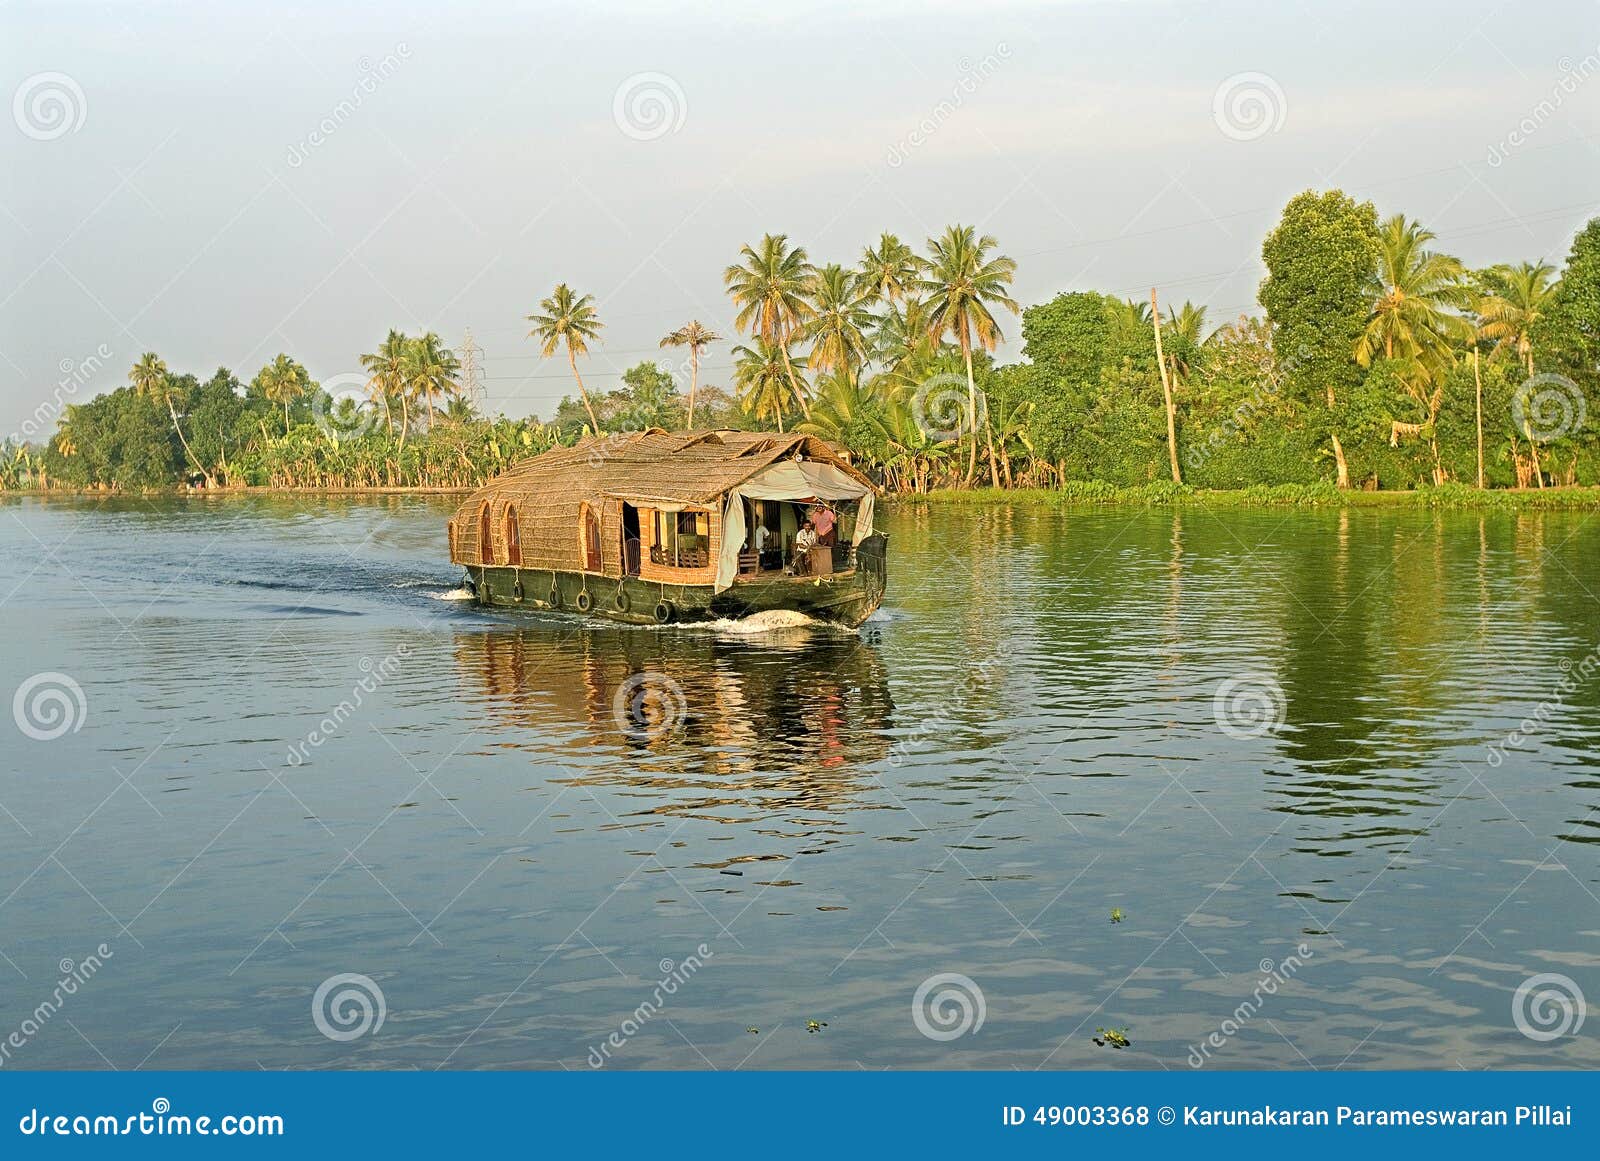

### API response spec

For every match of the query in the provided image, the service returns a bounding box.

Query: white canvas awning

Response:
[715,460,875,590]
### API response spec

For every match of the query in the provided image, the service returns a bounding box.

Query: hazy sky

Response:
[4,0,1598,436]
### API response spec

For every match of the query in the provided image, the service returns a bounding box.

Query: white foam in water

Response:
[431,586,478,602]
[705,609,846,635]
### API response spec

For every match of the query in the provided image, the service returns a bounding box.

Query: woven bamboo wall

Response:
[448,429,868,579]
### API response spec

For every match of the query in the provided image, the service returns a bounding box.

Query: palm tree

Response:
[805,264,874,385]
[404,332,461,428]
[360,330,411,445]
[444,394,478,425]
[723,234,815,419]
[858,233,919,306]
[796,371,883,446]
[732,337,801,432]
[1355,215,1474,483]
[1479,260,1561,488]
[659,320,721,429]
[529,284,604,434]
[1356,214,1474,374]
[257,353,310,435]
[916,224,1019,484]
[1162,301,1211,383]
[872,297,940,383]
[53,406,80,459]
[131,352,210,485]
[1478,260,1559,376]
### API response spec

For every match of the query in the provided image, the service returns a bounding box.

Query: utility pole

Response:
[460,328,487,417]
[1151,288,1182,484]
[1473,347,1485,490]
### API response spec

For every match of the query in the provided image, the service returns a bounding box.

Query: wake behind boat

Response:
[446,428,888,627]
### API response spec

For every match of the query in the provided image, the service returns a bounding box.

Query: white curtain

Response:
[714,461,875,590]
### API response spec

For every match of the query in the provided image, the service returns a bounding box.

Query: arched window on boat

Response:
[505,505,521,567]
[581,504,602,572]
[478,502,494,565]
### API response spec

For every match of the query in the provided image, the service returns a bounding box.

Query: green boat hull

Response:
[463,533,888,628]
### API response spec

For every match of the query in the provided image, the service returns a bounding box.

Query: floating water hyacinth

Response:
[1093,1028,1131,1049]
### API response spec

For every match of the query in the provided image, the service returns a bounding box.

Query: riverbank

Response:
[907,481,1600,510]
[8,480,1600,509]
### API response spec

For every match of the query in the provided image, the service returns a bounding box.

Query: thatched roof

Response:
[468,428,869,508]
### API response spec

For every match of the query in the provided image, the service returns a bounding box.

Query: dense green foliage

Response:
[6,195,1597,496]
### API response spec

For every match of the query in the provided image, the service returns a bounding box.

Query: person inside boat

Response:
[810,503,837,545]
[751,509,783,572]
[792,518,819,574]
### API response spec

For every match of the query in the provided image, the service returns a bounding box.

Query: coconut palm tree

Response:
[1479,261,1561,488]
[732,337,801,432]
[805,264,874,385]
[1162,301,1211,383]
[1478,260,1560,376]
[916,224,1019,484]
[131,352,210,485]
[53,406,80,459]
[658,320,721,429]
[1355,216,1474,482]
[257,353,311,435]
[796,371,883,447]
[723,234,815,419]
[360,330,411,445]
[529,284,604,434]
[872,297,940,383]
[1356,214,1474,374]
[405,332,461,429]
[858,233,919,306]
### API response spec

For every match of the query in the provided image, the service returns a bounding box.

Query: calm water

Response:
[1,495,1596,1071]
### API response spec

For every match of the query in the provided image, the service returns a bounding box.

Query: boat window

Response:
[581,505,601,572]
[505,505,521,567]
[650,508,710,568]
[478,502,494,565]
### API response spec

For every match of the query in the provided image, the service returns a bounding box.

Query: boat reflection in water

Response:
[453,618,895,834]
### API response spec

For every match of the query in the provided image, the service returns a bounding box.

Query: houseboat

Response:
[447,429,888,627]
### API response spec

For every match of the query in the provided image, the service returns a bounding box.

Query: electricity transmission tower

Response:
[459,328,487,416]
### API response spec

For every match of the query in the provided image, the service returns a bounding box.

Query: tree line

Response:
[4,194,1596,494]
